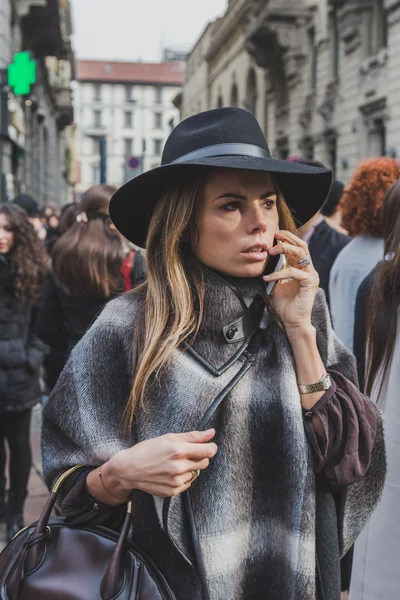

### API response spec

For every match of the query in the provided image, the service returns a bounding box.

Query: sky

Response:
[70,0,228,62]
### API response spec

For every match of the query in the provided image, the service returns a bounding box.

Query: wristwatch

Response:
[298,373,332,395]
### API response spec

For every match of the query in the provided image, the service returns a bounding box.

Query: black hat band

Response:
[170,143,270,165]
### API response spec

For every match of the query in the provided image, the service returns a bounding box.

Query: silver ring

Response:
[297,253,311,267]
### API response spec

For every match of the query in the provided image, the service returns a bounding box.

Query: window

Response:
[93,110,102,128]
[217,95,223,108]
[154,112,162,129]
[154,86,163,104]
[367,1,387,56]
[246,68,257,115]
[368,118,386,156]
[124,138,133,156]
[142,139,147,153]
[308,28,318,90]
[92,165,100,184]
[124,111,133,128]
[231,83,238,107]
[153,139,163,156]
[92,137,100,154]
[125,84,134,102]
[93,84,101,101]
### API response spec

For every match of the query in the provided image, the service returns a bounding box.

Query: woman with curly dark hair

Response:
[329,157,400,351]
[0,204,47,541]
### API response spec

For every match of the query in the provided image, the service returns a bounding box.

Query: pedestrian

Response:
[329,158,400,351]
[292,159,350,308]
[42,108,385,600]
[349,178,400,599]
[12,193,47,241]
[43,212,61,254]
[36,185,146,391]
[0,204,47,541]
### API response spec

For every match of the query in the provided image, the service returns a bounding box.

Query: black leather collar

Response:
[222,295,265,343]
[183,269,267,376]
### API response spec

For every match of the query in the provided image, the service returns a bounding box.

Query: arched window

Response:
[246,68,258,115]
[230,82,238,107]
[217,95,223,108]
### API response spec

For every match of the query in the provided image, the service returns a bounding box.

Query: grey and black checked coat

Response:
[42,271,385,600]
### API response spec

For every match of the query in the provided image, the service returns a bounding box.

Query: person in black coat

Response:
[0,204,47,541]
[36,185,146,390]
[308,180,351,307]
[289,160,351,309]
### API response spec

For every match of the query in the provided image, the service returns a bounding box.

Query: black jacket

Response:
[308,220,351,308]
[36,255,146,389]
[0,256,47,412]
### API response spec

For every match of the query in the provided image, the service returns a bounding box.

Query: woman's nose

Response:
[247,205,268,234]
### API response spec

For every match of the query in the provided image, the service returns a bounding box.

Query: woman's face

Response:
[193,169,279,278]
[0,214,15,254]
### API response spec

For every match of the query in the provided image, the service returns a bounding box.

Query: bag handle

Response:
[13,465,132,600]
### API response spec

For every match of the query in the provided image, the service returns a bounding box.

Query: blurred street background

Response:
[0,2,398,598]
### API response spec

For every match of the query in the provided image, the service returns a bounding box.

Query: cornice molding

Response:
[205,0,250,62]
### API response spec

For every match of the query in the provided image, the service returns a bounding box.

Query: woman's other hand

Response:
[263,230,319,334]
[87,429,217,503]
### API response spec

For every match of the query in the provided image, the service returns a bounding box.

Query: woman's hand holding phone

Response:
[262,230,319,335]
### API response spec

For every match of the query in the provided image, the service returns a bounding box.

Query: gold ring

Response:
[190,469,200,484]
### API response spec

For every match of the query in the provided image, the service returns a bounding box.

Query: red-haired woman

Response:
[329,158,400,352]
[0,204,47,541]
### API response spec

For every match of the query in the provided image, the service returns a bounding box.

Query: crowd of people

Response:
[0,107,398,599]
[0,187,145,542]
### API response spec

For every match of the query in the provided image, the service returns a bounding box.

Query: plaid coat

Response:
[42,271,385,600]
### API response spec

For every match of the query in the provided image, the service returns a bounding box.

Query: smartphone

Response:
[264,239,288,295]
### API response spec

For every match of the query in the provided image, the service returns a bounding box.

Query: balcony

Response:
[17,0,70,59]
[45,56,74,129]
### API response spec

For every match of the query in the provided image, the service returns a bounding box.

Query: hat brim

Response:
[110,156,332,247]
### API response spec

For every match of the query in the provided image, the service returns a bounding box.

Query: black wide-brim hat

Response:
[110,108,332,247]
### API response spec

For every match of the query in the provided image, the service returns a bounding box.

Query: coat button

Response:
[303,411,313,420]
[226,327,238,340]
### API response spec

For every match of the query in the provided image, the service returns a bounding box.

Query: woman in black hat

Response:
[42,108,385,600]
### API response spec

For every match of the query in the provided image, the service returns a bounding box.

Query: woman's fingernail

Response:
[263,275,271,280]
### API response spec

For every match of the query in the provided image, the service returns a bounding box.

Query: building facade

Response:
[0,0,75,206]
[180,0,400,182]
[74,60,184,196]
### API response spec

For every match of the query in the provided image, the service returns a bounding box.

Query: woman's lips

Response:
[241,250,269,261]
[242,243,269,261]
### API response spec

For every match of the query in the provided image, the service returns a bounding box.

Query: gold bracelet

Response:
[98,465,129,502]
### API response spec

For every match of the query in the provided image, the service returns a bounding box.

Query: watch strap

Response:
[298,373,332,395]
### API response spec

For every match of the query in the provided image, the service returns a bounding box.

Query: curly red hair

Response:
[340,158,400,237]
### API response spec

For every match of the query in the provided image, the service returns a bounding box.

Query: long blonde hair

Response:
[124,169,298,431]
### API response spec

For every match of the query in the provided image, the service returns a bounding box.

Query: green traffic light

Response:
[8,52,36,96]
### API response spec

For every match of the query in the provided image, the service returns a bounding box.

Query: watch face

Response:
[323,374,331,389]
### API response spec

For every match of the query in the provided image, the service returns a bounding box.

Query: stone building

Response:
[74,60,184,196]
[180,0,400,182]
[0,0,75,206]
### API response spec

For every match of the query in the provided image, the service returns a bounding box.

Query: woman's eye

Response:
[221,202,240,212]
[263,199,276,209]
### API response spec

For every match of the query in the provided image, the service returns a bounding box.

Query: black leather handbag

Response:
[0,465,176,600]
